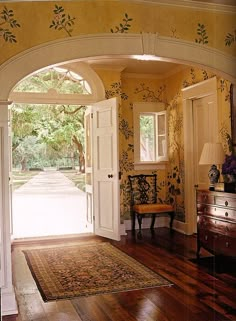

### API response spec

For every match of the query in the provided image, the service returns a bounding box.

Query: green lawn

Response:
[60,170,85,192]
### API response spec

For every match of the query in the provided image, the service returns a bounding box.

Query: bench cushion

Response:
[133,203,174,214]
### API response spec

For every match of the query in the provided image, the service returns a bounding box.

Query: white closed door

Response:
[191,93,218,233]
[92,97,120,241]
[193,94,218,191]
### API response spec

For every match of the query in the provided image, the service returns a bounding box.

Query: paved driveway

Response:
[12,170,93,238]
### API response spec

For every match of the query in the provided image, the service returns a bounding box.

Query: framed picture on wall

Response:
[230,84,236,149]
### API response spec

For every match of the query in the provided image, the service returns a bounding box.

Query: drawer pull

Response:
[225,212,229,217]
[225,201,228,206]
[205,235,208,241]
[226,242,229,248]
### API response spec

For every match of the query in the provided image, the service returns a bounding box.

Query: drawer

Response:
[198,229,236,257]
[216,234,236,257]
[215,196,236,209]
[197,204,236,222]
[197,215,236,238]
[196,192,214,205]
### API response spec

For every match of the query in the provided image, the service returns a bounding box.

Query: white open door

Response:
[84,106,93,229]
[92,97,120,241]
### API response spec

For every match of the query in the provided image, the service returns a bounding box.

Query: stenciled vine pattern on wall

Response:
[134,84,167,103]
[119,119,133,140]
[0,6,20,43]
[219,79,231,102]
[166,92,185,219]
[182,68,212,88]
[195,23,209,45]
[225,29,236,47]
[49,5,75,37]
[110,13,133,33]
[105,81,128,100]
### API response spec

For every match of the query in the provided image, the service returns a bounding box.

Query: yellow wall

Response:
[0,1,235,65]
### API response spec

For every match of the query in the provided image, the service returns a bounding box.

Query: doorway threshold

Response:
[11,232,94,246]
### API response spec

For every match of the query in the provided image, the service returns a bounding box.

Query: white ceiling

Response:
[86,56,184,78]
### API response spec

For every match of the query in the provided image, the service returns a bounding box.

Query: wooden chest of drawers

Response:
[196,190,236,258]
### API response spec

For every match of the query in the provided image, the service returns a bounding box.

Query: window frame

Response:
[133,102,168,170]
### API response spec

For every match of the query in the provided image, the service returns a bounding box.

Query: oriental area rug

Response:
[23,242,172,301]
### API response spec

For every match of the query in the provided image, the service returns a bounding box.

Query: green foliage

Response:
[110,13,133,33]
[14,68,88,94]
[0,6,20,43]
[225,30,236,46]
[12,104,85,170]
[49,5,75,37]
[195,23,208,45]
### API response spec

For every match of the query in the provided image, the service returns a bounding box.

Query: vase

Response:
[223,174,236,183]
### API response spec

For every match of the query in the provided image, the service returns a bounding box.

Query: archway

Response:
[1,32,235,316]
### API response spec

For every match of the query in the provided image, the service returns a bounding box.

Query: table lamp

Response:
[199,142,225,190]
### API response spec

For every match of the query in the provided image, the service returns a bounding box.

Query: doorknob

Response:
[108,174,113,178]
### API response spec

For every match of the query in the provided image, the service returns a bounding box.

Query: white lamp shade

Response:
[199,142,225,165]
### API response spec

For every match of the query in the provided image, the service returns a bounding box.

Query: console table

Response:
[196,189,236,258]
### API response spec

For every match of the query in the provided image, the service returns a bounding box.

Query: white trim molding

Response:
[0,33,235,101]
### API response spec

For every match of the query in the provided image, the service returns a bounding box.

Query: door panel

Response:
[192,93,218,232]
[193,94,218,191]
[93,97,120,241]
[85,107,93,226]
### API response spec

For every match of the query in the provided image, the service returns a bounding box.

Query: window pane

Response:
[158,114,165,135]
[140,115,155,161]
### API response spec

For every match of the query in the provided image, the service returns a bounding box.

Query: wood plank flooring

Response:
[3,228,236,321]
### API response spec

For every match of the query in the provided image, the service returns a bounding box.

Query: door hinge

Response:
[91,113,93,119]
[93,215,95,221]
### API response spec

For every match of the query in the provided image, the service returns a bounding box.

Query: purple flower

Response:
[222,154,236,175]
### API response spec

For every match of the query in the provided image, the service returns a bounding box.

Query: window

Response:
[13,67,91,94]
[133,102,168,170]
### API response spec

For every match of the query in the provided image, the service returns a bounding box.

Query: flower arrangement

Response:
[222,154,236,175]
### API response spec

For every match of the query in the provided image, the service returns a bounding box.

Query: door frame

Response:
[182,77,218,235]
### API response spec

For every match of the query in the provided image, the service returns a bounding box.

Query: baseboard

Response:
[120,223,127,236]
[172,219,188,234]
[1,288,18,316]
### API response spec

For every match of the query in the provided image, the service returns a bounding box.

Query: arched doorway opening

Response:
[10,63,97,239]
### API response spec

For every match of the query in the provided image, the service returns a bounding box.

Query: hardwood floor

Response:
[3,228,236,321]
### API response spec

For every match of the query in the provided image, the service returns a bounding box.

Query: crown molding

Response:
[2,0,236,13]
[127,0,236,13]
